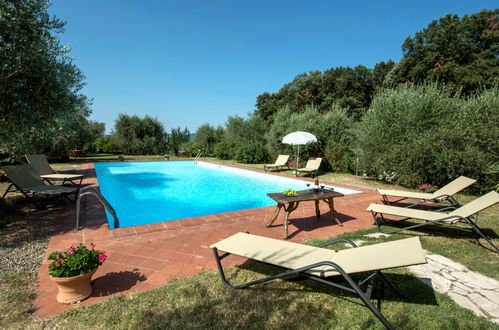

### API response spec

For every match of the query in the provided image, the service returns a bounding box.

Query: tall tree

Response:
[194,124,220,153]
[0,0,91,161]
[385,10,499,94]
[113,114,167,155]
[254,65,380,121]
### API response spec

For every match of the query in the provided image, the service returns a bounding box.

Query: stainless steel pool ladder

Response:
[75,186,119,230]
[194,152,203,163]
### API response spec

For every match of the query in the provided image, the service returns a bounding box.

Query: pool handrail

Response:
[75,186,119,230]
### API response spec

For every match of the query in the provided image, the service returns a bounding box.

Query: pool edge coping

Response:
[84,160,373,241]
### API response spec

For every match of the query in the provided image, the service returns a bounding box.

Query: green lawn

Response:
[1,154,497,328]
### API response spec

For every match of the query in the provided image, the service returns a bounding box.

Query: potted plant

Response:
[48,243,107,304]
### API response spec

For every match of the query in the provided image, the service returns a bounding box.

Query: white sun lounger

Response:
[377,176,476,208]
[211,232,426,329]
[367,191,499,251]
[264,155,290,172]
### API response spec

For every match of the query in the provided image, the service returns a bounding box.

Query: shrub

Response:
[355,84,498,191]
[214,140,234,160]
[234,141,268,164]
[94,136,119,153]
[266,105,355,172]
[186,143,206,157]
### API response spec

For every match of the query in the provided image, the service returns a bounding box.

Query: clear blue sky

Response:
[48,0,493,133]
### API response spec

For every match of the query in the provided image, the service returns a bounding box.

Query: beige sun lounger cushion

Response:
[265,155,290,169]
[39,173,84,180]
[2,165,77,195]
[448,191,499,219]
[377,176,476,201]
[25,154,83,180]
[210,232,426,277]
[297,157,322,172]
[367,191,499,224]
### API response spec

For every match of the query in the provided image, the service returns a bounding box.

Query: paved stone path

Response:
[408,253,499,324]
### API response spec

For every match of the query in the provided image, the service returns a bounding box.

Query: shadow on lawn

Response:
[121,261,438,329]
[377,216,498,253]
[289,212,357,239]
[233,260,438,306]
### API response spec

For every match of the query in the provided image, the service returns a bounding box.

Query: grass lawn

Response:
[0,154,497,328]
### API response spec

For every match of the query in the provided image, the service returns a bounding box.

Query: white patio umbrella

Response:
[282,131,317,169]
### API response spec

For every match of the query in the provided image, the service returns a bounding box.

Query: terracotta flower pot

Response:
[50,268,97,304]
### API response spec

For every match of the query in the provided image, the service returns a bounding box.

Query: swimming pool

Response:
[94,161,361,229]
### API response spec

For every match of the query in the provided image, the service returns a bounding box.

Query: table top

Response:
[267,188,344,203]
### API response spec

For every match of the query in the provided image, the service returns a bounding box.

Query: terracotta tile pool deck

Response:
[34,161,384,317]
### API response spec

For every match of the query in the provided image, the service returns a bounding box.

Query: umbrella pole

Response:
[296,145,300,170]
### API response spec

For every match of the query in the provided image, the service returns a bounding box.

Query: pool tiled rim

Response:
[34,160,384,317]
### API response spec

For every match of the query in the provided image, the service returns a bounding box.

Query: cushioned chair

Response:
[1,164,79,209]
[367,191,499,251]
[377,176,476,208]
[295,157,322,178]
[211,232,427,329]
[26,154,84,186]
[264,155,290,172]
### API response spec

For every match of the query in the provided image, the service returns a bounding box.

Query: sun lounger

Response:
[377,176,476,208]
[26,154,83,186]
[367,191,499,251]
[211,232,427,329]
[1,164,79,209]
[295,157,322,177]
[264,155,290,172]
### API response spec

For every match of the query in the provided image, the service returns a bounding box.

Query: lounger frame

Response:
[264,155,290,172]
[380,193,461,209]
[370,210,498,252]
[212,238,404,330]
[25,154,84,187]
[1,182,78,209]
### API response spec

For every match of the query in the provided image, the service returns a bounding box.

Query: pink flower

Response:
[90,243,95,249]
[98,253,107,263]
[68,248,75,255]
[55,260,61,267]
[419,184,428,189]
[434,185,438,189]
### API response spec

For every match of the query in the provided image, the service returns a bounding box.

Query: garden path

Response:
[408,253,499,323]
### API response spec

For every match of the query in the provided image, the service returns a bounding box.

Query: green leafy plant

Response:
[48,243,106,278]
[186,143,206,157]
[234,141,268,164]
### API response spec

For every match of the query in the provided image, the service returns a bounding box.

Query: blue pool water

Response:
[94,161,360,229]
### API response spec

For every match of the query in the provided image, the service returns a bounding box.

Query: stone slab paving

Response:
[33,161,383,317]
[408,253,499,323]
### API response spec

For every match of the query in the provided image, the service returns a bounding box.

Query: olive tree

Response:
[0,0,91,161]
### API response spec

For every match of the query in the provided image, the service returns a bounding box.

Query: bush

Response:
[186,143,206,157]
[234,141,268,164]
[94,136,119,153]
[214,140,234,160]
[355,84,498,191]
[266,105,355,172]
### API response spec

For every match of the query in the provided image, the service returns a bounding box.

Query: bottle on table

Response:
[313,179,319,192]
